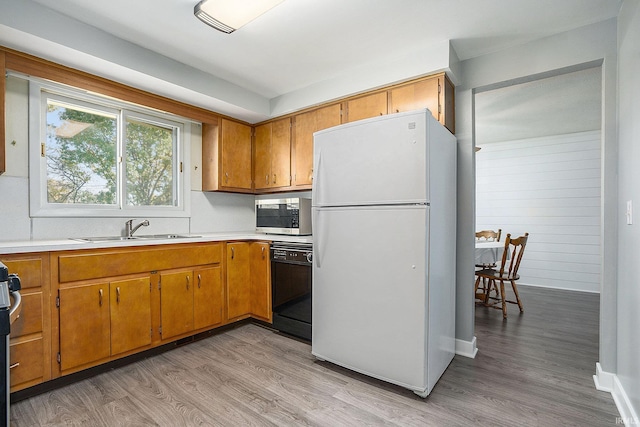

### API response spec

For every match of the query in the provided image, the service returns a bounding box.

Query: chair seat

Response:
[475,269,520,282]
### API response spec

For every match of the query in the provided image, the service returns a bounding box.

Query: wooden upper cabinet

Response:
[389,73,455,133]
[344,91,388,123]
[293,104,341,188]
[254,118,291,190]
[202,119,253,192]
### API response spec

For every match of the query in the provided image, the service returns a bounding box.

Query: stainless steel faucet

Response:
[125,219,149,237]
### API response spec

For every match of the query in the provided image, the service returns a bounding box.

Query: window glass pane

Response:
[125,118,176,207]
[45,99,117,205]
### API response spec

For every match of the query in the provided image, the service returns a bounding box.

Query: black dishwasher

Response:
[271,242,312,341]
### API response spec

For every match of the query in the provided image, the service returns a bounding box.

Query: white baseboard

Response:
[594,363,639,426]
[594,362,615,392]
[455,336,478,358]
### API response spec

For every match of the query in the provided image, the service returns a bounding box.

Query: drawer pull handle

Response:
[262,246,265,259]
[231,247,235,260]
[116,287,121,303]
[186,275,190,290]
[10,362,20,369]
[99,289,103,306]
[198,274,202,288]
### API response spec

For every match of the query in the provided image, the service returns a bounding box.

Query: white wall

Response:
[476,131,601,292]
[0,76,255,242]
[455,18,618,378]
[616,0,640,422]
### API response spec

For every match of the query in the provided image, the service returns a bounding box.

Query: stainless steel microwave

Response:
[256,198,312,235]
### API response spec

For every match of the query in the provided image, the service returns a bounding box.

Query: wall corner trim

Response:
[455,336,478,358]
[594,362,639,425]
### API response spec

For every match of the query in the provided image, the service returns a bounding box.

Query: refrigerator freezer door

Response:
[312,205,429,392]
[313,110,429,207]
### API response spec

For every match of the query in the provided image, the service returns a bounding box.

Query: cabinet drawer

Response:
[10,337,44,389]
[58,243,222,283]
[2,257,42,290]
[9,291,42,338]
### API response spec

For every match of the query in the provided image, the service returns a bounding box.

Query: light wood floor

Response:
[11,285,620,426]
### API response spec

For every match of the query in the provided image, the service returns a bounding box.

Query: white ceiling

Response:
[0,0,621,124]
[26,0,620,97]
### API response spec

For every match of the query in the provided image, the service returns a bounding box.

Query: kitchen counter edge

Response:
[0,232,313,255]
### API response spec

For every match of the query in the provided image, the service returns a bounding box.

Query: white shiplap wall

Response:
[475,130,601,292]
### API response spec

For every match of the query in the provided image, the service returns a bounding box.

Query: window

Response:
[30,82,190,217]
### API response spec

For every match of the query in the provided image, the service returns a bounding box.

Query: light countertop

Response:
[0,232,313,255]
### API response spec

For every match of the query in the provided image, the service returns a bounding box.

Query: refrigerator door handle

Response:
[314,208,323,269]
[313,150,323,207]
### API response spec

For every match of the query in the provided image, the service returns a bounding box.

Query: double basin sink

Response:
[73,234,200,243]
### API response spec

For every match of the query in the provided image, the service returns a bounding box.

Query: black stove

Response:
[1,261,21,426]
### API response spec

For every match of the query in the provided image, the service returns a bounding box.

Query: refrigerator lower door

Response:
[312,205,431,393]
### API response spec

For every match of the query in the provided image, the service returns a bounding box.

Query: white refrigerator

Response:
[311,109,457,397]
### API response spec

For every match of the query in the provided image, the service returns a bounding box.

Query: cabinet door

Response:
[160,270,194,340]
[293,104,341,188]
[254,119,291,190]
[345,92,387,123]
[227,242,251,319]
[194,266,224,330]
[220,119,252,190]
[270,118,291,188]
[389,76,440,118]
[250,242,271,322]
[254,122,272,190]
[110,277,152,355]
[59,283,110,371]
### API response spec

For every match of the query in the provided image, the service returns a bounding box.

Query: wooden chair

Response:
[475,233,529,318]
[475,229,501,243]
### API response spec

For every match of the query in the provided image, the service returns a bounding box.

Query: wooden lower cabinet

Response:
[7,240,270,391]
[59,276,152,371]
[226,242,252,320]
[226,241,271,322]
[160,269,194,340]
[110,277,152,355]
[1,252,51,392]
[250,242,271,322]
[59,283,111,371]
[194,266,223,330]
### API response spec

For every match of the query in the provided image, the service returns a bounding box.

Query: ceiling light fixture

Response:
[194,0,284,34]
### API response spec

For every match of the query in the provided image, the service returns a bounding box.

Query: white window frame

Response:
[29,80,191,218]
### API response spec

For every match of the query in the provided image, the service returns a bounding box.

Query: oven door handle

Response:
[10,291,22,325]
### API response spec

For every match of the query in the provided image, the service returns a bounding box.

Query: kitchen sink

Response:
[72,236,140,242]
[136,234,199,240]
[72,234,199,243]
